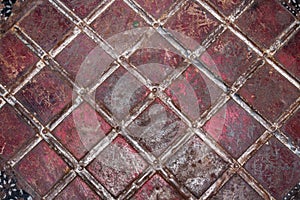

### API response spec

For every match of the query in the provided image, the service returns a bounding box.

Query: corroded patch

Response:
[211,175,263,199]
[167,135,228,197]
[0,32,38,88]
[132,174,182,200]
[128,99,186,156]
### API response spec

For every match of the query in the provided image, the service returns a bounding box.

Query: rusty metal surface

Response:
[0,0,299,199]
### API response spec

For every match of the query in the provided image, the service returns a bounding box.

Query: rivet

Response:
[153,22,160,28]
[233,163,239,169]
[152,87,158,93]
[189,54,196,60]
[115,126,121,132]
[42,129,48,134]
[119,56,126,61]
[263,52,269,58]
[79,88,86,95]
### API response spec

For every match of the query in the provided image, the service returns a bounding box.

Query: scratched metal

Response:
[0,0,299,199]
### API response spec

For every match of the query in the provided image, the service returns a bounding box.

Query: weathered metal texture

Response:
[0,0,299,199]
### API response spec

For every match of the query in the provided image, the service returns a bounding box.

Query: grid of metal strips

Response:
[0,0,299,199]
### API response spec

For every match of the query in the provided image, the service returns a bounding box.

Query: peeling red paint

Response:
[0,32,38,88]
[15,141,69,196]
[16,67,73,124]
[165,1,220,50]
[209,0,243,16]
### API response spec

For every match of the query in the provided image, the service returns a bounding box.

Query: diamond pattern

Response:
[239,63,299,122]
[129,47,185,84]
[16,67,73,124]
[95,66,150,121]
[91,0,148,53]
[167,135,229,198]
[245,137,300,199]
[87,136,148,197]
[0,0,299,199]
